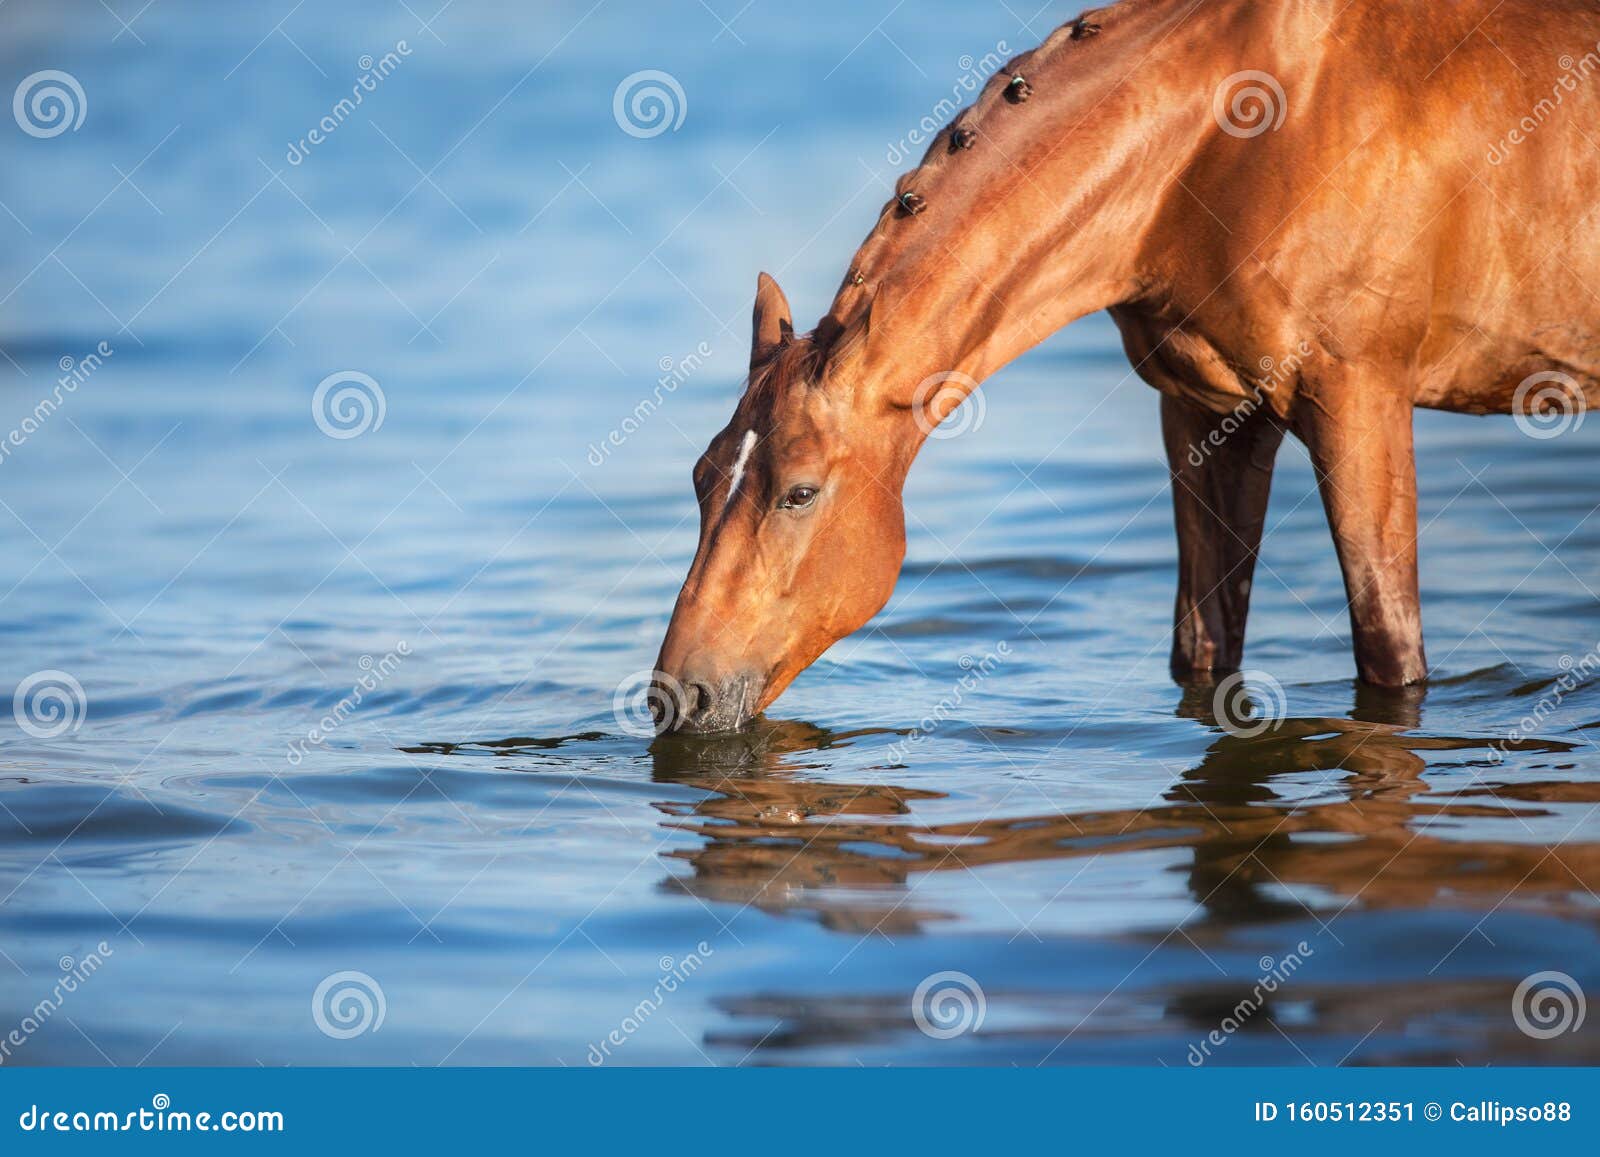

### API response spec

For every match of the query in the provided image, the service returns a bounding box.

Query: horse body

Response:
[1119,0,1600,422]
[654,0,1600,732]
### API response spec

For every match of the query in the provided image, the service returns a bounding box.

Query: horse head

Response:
[651,274,916,732]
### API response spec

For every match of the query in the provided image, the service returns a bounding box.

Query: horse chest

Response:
[1107,308,1293,420]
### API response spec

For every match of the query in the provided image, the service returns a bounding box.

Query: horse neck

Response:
[818,0,1221,409]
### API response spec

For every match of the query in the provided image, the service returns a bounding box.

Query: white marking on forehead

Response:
[725,429,758,508]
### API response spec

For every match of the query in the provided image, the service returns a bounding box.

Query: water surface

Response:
[2,0,1598,1066]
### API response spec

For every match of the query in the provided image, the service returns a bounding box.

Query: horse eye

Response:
[780,485,819,509]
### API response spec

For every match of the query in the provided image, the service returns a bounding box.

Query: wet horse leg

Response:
[1161,393,1284,680]
[1294,376,1427,686]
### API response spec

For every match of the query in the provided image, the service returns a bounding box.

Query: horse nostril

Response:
[683,681,714,721]
[650,676,699,728]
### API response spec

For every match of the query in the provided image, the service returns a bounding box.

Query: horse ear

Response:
[751,272,794,366]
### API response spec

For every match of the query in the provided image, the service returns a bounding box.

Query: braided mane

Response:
[805,6,1121,381]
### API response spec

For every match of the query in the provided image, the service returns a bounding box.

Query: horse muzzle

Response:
[651,668,757,734]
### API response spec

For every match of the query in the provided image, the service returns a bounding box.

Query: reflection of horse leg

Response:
[1295,374,1427,687]
[1352,680,1426,730]
[1161,393,1284,680]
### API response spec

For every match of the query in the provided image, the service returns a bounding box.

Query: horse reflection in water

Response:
[646,689,1599,936]
[642,690,1600,1063]
[415,688,1600,1062]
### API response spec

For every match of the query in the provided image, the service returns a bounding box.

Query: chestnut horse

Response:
[653,0,1600,732]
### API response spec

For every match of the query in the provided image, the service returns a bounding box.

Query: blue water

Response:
[1,0,1597,1066]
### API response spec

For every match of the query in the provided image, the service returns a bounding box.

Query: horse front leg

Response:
[1294,376,1427,687]
[1161,393,1284,680]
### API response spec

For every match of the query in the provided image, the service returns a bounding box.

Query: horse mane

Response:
[743,332,827,405]
[807,5,1125,375]
[742,309,880,407]
[742,3,1156,398]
